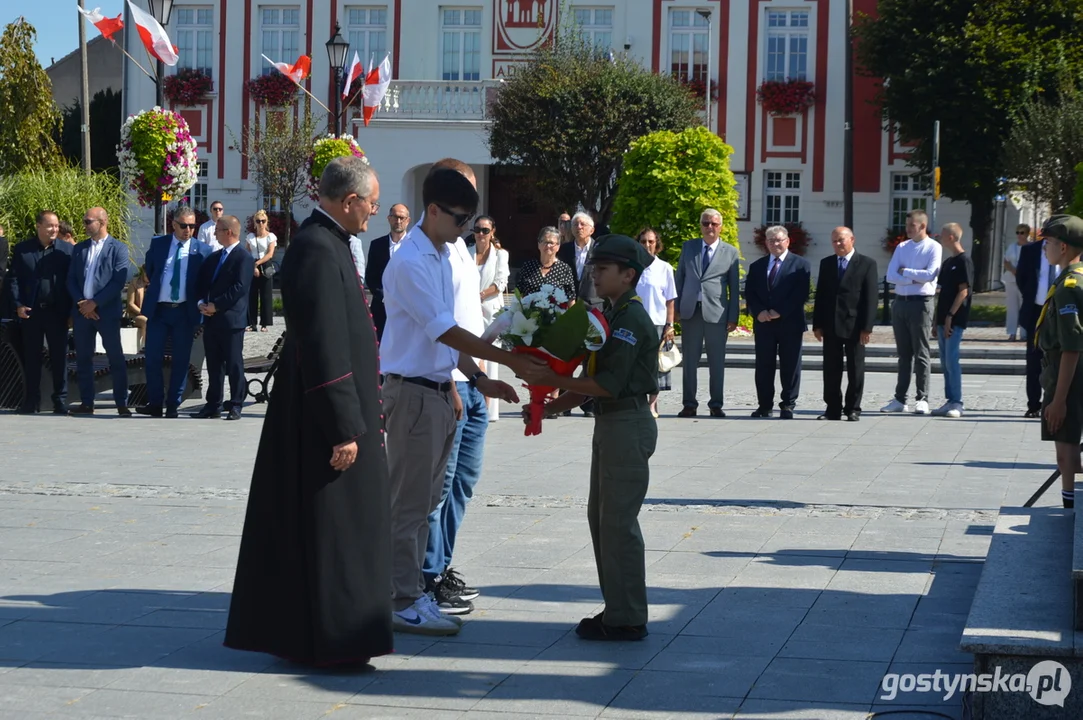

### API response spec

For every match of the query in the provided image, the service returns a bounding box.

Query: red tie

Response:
[768,258,780,288]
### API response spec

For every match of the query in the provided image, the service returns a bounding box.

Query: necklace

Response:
[539,262,555,270]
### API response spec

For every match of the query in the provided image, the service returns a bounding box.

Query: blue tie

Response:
[839,256,848,280]
[170,242,183,301]
[211,251,228,282]
[701,244,711,274]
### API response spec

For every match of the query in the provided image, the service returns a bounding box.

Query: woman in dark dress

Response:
[516,226,578,300]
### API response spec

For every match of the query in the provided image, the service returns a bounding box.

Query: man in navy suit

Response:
[192,215,255,420]
[744,225,812,419]
[67,207,131,416]
[137,206,212,418]
[364,203,410,340]
[8,210,73,414]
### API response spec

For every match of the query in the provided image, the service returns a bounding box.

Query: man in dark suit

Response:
[744,225,811,419]
[365,203,410,340]
[1016,237,1048,418]
[557,211,602,309]
[8,210,73,414]
[812,227,878,421]
[192,215,255,420]
[137,206,212,418]
[67,207,131,416]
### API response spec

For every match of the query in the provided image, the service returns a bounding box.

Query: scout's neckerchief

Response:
[1035,267,1083,347]
[588,294,643,377]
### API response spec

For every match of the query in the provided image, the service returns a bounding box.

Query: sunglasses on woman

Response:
[472,227,492,235]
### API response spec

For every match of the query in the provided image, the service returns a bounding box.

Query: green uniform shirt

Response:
[1038,262,1083,392]
[591,290,660,399]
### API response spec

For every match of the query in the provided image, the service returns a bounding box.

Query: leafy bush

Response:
[969,305,1007,324]
[610,126,741,268]
[0,166,131,245]
[1070,162,1083,217]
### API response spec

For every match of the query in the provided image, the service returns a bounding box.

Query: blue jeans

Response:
[423,381,488,583]
[937,325,965,405]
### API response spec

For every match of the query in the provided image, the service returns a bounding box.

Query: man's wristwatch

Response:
[468,370,487,389]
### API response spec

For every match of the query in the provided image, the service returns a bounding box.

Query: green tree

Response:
[55,89,123,173]
[487,31,700,225]
[854,0,1083,286]
[0,166,132,245]
[610,127,740,268]
[1069,163,1083,216]
[0,19,61,174]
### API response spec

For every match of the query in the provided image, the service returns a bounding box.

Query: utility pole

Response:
[931,120,941,232]
[842,0,853,228]
[77,0,92,173]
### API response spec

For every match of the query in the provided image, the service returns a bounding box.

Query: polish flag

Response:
[361,54,391,126]
[342,51,363,100]
[76,6,124,42]
[127,0,179,66]
[262,54,311,84]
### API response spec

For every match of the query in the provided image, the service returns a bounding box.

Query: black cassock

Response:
[225,209,393,665]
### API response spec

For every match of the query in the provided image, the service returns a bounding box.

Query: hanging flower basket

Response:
[306,134,368,200]
[675,76,719,103]
[753,222,812,256]
[756,79,815,116]
[882,228,909,254]
[162,68,213,106]
[245,71,299,107]
[117,107,199,208]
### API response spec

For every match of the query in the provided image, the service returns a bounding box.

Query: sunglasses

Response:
[255,219,267,224]
[211,207,224,212]
[436,203,473,228]
[82,218,98,224]
[472,227,492,235]
[176,223,198,230]
[701,221,720,227]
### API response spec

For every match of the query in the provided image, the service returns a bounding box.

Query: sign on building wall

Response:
[734,172,751,221]
[493,0,558,79]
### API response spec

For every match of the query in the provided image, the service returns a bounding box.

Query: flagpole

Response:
[260,55,332,115]
[112,43,157,82]
[77,0,92,173]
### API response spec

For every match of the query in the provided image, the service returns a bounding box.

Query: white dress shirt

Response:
[448,237,485,382]
[574,238,593,279]
[837,248,855,275]
[637,256,677,325]
[197,220,221,251]
[381,226,459,383]
[158,235,192,304]
[83,237,106,299]
[1037,252,1061,305]
[887,237,942,296]
[766,250,790,280]
[697,240,719,301]
[389,235,405,259]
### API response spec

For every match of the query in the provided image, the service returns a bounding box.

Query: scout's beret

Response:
[1041,215,1083,249]
[588,234,654,272]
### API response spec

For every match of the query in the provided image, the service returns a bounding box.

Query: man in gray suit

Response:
[675,208,740,417]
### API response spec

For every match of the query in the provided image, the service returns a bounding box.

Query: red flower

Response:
[756,79,815,116]
[162,69,213,106]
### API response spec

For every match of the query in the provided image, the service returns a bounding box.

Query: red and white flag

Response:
[76,6,124,42]
[126,0,178,66]
[342,51,363,100]
[361,54,391,126]
[262,54,311,84]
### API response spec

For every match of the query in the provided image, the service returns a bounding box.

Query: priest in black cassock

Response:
[224,155,392,666]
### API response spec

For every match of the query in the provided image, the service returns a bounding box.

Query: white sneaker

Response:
[946,404,963,419]
[913,400,930,415]
[931,402,952,416]
[418,592,464,626]
[880,399,908,413]
[393,598,460,635]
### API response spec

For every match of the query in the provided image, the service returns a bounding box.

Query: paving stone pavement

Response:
[0,353,1059,719]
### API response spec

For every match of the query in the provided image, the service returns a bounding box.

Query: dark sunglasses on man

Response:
[436,203,473,228]
[176,222,198,230]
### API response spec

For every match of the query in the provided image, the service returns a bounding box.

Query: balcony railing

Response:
[372,80,502,121]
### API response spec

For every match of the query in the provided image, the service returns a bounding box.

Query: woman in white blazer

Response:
[470,216,509,420]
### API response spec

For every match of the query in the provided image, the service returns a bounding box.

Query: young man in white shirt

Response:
[882,209,942,415]
[381,167,544,636]
[197,201,224,251]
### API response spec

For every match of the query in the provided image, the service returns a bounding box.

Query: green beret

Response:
[1041,215,1083,249]
[587,234,654,272]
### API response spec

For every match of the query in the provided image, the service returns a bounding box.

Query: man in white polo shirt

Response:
[882,209,942,415]
[382,167,543,636]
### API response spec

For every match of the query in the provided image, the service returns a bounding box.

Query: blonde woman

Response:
[471,215,510,422]
[246,210,277,331]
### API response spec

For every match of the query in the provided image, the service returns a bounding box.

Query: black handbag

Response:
[260,261,279,278]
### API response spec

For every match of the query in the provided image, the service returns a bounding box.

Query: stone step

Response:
[713,342,1026,361]
[715,355,1026,375]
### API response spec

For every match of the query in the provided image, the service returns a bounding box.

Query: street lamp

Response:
[325,22,350,135]
[696,9,712,133]
[148,0,174,236]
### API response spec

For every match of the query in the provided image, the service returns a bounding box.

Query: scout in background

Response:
[1036,214,1083,509]
[527,234,659,641]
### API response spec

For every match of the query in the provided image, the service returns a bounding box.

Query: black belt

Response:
[595,395,648,416]
[386,374,452,393]
[158,302,184,308]
[895,295,933,302]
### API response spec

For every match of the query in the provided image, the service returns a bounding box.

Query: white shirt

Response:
[1037,252,1061,305]
[637,256,677,325]
[697,239,719,301]
[837,249,855,273]
[158,235,192,303]
[381,226,459,383]
[197,220,221,251]
[389,235,405,259]
[348,236,366,279]
[448,237,485,382]
[83,236,106,299]
[886,237,941,296]
[574,238,593,278]
[246,232,277,262]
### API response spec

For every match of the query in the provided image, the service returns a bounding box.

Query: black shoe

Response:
[136,404,163,417]
[165,407,179,419]
[69,405,94,415]
[1025,409,1041,419]
[191,405,222,419]
[52,404,68,416]
[709,408,726,418]
[562,410,571,417]
[678,407,697,418]
[16,406,38,415]
[117,407,132,418]
[432,578,474,615]
[442,568,479,601]
[750,408,773,418]
[575,616,647,641]
[845,412,860,422]
[780,407,794,420]
[582,410,595,418]
[817,413,841,421]
[225,407,242,421]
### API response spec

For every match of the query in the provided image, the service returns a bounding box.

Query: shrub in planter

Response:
[752,222,811,256]
[245,72,299,107]
[756,79,815,116]
[163,68,213,106]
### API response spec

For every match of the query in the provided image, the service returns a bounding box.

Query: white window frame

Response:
[764,9,810,82]
[440,7,482,82]
[573,7,614,53]
[181,161,209,213]
[764,171,801,225]
[345,6,389,76]
[174,6,214,78]
[260,6,301,75]
[668,8,709,84]
[890,173,931,232]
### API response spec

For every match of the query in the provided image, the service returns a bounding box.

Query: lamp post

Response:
[325,23,350,135]
[696,9,712,133]
[843,0,853,228]
[148,0,174,236]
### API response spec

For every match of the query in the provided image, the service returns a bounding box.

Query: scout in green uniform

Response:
[531,234,660,641]
[1036,214,1083,509]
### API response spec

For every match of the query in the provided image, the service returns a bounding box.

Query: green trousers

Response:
[588,406,658,627]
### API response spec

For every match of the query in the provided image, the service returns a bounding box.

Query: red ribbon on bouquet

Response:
[514,346,585,436]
